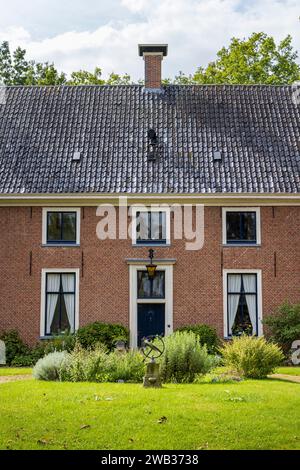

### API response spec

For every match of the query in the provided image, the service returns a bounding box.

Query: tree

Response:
[0,41,66,85]
[192,32,300,85]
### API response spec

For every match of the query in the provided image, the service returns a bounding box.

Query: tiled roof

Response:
[0,84,299,194]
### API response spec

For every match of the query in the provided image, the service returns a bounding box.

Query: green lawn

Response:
[0,368,32,376]
[276,367,300,376]
[0,379,300,450]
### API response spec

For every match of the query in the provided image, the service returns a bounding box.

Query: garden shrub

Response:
[0,330,30,365]
[176,324,220,353]
[157,331,216,383]
[264,302,300,354]
[76,322,129,351]
[33,351,68,381]
[221,336,284,379]
[59,344,145,383]
[106,350,145,383]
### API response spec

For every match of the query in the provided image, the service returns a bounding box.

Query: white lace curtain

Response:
[46,274,60,334]
[62,274,75,332]
[227,274,257,336]
[227,275,241,334]
[243,274,257,334]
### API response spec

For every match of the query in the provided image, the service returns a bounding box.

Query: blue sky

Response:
[0,0,299,80]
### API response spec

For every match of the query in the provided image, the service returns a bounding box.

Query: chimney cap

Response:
[138,44,168,57]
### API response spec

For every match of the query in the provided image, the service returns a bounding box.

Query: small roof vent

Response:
[73,151,81,162]
[213,150,222,161]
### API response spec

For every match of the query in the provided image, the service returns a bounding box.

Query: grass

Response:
[0,379,299,450]
[0,368,32,376]
[275,367,300,376]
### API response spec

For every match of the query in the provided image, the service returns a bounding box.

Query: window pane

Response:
[226,211,256,243]
[62,274,75,292]
[46,274,60,293]
[137,271,165,298]
[136,212,149,241]
[62,213,76,242]
[242,213,256,241]
[47,213,61,241]
[136,211,166,243]
[226,212,240,241]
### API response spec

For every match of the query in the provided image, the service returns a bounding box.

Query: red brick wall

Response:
[144,54,162,88]
[0,205,299,345]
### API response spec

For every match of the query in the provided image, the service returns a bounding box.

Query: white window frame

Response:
[131,206,171,246]
[129,264,173,348]
[222,207,261,246]
[42,207,81,246]
[40,268,80,337]
[223,268,263,338]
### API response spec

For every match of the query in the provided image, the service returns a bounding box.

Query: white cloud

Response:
[0,0,299,80]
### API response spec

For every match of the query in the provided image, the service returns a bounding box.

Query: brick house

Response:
[0,44,299,347]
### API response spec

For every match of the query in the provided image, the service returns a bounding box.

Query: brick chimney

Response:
[138,44,168,89]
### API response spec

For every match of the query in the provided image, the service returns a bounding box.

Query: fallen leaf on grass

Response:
[37,438,52,445]
[80,424,91,430]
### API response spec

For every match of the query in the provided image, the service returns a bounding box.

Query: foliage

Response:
[157,331,217,383]
[45,344,145,383]
[76,322,129,351]
[176,324,219,353]
[221,336,284,379]
[192,33,300,85]
[33,352,68,381]
[0,330,30,365]
[264,302,300,353]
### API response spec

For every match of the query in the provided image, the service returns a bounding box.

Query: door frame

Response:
[129,264,173,348]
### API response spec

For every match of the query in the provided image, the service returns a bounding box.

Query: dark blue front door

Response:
[137,303,165,346]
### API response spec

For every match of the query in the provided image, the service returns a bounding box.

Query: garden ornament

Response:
[141,335,165,388]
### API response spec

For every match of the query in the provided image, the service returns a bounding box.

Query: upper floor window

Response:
[132,208,170,246]
[222,208,260,245]
[42,208,80,245]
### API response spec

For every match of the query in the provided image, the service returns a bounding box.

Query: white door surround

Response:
[128,263,174,348]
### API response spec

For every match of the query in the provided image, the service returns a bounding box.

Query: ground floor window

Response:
[41,270,79,336]
[226,273,259,337]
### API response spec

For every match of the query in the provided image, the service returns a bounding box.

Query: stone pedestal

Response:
[143,361,162,388]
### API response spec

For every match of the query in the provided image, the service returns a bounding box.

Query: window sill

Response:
[133,243,171,248]
[223,244,261,248]
[41,244,80,248]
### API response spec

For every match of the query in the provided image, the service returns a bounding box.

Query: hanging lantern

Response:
[146,249,157,280]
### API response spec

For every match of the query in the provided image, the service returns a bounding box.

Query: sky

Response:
[0,0,299,80]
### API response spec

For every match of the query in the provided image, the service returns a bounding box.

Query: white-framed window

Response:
[42,208,81,246]
[223,269,263,338]
[222,207,261,245]
[131,207,171,246]
[40,268,80,337]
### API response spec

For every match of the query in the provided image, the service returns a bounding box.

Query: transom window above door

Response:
[42,208,80,245]
[132,208,170,246]
[222,208,260,245]
[137,270,165,299]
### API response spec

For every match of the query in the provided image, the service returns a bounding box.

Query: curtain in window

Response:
[62,274,75,332]
[243,274,257,333]
[46,274,60,334]
[136,212,149,240]
[228,275,242,335]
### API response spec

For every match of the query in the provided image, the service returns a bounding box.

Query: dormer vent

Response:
[213,150,222,161]
[73,151,81,161]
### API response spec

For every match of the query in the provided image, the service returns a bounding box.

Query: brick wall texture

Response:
[144,54,162,88]
[0,205,299,345]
